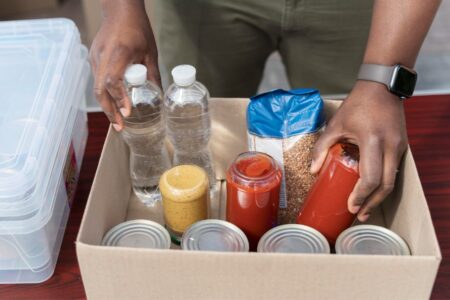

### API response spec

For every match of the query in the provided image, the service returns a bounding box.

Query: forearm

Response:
[363,0,441,68]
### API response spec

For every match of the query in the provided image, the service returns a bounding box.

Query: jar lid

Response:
[181,219,249,252]
[257,224,330,253]
[159,165,209,201]
[335,225,410,255]
[102,219,171,249]
[227,152,281,188]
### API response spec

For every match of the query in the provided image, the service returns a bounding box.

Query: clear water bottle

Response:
[164,65,216,190]
[122,64,171,206]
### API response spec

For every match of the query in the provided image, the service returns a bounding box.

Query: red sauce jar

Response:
[226,152,282,250]
[296,143,360,245]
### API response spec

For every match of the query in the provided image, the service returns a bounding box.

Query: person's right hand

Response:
[90,1,161,131]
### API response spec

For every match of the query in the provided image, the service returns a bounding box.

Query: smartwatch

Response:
[357,64,417,99]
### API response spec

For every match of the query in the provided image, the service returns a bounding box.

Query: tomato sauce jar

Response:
[296,143,360,245]
[226,152,282,250]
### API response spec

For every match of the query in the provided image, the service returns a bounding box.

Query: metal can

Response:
[102,219,171,249]
[257,224,330,253]
[181,219,249,252]
[335,225,411,255]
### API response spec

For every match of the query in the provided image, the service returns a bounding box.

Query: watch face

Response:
[391,66,417,98]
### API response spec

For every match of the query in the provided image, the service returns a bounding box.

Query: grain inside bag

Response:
[247,89,325,224]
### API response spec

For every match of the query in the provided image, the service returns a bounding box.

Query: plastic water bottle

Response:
[164,65,216,190]
[122,64,171,206]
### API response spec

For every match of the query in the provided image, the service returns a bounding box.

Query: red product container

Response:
[226,152,282,250]
[296,143,360,245]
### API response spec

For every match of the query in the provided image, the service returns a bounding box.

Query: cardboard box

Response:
[76,98,441,300]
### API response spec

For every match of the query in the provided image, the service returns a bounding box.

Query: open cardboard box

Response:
[76,98,441,300]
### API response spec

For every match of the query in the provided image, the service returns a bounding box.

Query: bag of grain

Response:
[247,88,325,224]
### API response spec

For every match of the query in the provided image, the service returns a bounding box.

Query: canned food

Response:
[102,219,171,249]
[257,224,330,253]
[182,219,249,252]
[335,225,411,255]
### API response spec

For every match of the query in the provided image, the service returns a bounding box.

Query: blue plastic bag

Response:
[247,88,325,224]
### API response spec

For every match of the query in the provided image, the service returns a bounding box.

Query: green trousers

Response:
[153,0,373,97]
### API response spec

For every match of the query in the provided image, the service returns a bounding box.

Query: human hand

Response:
[311,80,408,222]
[89,1,161,131]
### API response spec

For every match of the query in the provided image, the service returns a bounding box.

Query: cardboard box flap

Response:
[77,242,440,300]
[383,150,441,258]
[77,128,131,245]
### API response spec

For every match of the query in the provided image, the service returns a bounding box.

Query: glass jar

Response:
[296,143,360,245]
[159,165,209,244]
[226,152,282,250]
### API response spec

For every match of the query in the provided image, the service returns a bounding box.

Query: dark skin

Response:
[90,0,160,131]
[91,0,441,221]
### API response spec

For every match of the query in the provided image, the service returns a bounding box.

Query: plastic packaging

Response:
[122,64,171,206]
[0,18,89,283]
[164,65,216,190]
[247,89,325,224]
[297,143,360,244]
[226,152,282,250]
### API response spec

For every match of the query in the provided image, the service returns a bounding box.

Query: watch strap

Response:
[357,64,394,86]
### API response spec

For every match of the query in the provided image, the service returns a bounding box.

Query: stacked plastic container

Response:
[0,18,89,283]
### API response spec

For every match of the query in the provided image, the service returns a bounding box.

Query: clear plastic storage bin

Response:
[0,18,90,283]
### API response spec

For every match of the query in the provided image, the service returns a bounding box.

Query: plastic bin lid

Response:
[0,19,81,207]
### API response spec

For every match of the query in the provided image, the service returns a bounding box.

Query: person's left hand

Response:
[310,80,408,222]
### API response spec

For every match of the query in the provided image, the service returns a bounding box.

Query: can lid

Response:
[181,219,249,252]
[335,225,410,255]
[257,224,330,253]
[102,219,171,249]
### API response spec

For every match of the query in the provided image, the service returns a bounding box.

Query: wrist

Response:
[352,80,402,103]
[101,0,145,19]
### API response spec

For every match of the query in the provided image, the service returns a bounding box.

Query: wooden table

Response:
[0,95,449,299]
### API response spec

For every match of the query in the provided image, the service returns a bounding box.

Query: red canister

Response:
[226,152,282,250]
[296,143,360,245]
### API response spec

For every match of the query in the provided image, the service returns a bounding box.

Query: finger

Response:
[89,47,98,74]
[104,49,133,117]
[310,126,340,174]
[357,146,398,222]
[348,137,382,214]
[94,77,124,131]
[144,55,162,90]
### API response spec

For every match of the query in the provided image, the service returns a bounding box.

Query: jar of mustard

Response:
[159,165,209,243]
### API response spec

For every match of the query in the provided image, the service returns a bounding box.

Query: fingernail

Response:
[112,123,122,131]
[359,213,371,222]
[120,107,129,117]
[350,205,361,214]
[310,160,317,173]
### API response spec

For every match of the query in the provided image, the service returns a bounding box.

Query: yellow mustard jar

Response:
[159,165,209,243]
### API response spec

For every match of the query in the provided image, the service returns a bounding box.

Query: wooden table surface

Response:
[0,94,449,299]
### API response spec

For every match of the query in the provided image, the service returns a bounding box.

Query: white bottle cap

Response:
[171,65,196,87]
[125,64,147,85]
